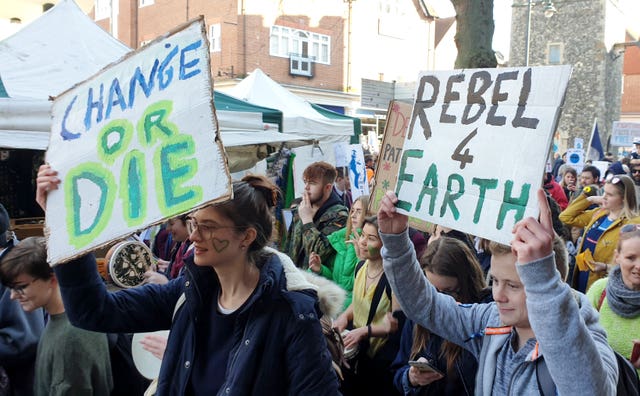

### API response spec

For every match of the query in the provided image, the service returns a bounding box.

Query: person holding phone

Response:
[379,189,618,395]
[587,223,640,371]
[390,237,491,396]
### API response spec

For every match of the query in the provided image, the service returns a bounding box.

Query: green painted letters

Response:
[439,173,464,219]
[155,133,202,214]
[395,149,423,211]
[497,180,530,229]
[65,163,115,248]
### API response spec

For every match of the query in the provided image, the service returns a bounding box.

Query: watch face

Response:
[108,241,152,288]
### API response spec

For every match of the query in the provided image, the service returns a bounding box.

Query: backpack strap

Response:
[355,259,391,311]
[366,273,389,326]
[536,358,556,396]
[173,293,186,321]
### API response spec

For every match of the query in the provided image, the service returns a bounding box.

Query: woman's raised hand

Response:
[36,164,60,211]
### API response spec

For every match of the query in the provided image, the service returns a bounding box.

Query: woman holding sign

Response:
[560,175,640,292]
[35,164,339,395]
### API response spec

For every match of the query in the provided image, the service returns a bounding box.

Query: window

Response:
[209,24,221,53]
[94,0,110,20]
[139,0,154,7]
[270,25,330,65]
[547,43,563,65]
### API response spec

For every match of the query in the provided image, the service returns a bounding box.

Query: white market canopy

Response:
[0,0,310,156]
[228,68,355,143]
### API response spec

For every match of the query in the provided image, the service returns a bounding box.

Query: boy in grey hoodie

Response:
[378,189,618,395]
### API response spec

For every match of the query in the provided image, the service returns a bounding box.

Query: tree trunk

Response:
[451,0,497,68]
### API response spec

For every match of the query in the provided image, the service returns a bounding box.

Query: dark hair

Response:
[170,213,189,225]
[412,237,487,376]
[581,165,600,181]
[362,215,378,230]
[212,175,280,261]
[0,237,52,286]
[303,161,337,185]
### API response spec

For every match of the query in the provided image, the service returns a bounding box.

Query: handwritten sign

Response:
[46,19,231,264]
[394,66,572,244]
[369,101,431,232]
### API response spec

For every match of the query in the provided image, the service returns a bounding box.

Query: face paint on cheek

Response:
[211,238,230,253]
[367,246,380,256]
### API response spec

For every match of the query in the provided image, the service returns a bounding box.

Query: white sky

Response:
[429,0,514,61]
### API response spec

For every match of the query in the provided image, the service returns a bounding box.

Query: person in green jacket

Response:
[309,195,370,311]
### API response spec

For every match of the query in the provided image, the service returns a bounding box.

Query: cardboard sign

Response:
[394,66,572,244]
[369,101,432,232]
[46,19,231,264]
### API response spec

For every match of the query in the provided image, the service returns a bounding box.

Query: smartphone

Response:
[408,360,444,376]
[631,340,640,362]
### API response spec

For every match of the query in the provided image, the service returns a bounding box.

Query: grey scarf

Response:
[605,266,640,318]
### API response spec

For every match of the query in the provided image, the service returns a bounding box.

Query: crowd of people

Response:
[0,150,639,396]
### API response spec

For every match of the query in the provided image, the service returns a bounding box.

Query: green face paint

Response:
[367,246,381,257]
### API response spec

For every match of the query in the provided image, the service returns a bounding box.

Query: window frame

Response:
[269,25,330,65]
[547,42,564,65]
[209,23,221,53]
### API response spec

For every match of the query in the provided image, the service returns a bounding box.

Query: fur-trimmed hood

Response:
[264,247,346,319]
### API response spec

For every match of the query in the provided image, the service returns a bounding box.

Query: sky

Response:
[430,0,515,62]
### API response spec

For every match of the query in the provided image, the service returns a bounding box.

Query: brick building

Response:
[510,0,628,153]
[621,32,640,123]
[89,0,436,124]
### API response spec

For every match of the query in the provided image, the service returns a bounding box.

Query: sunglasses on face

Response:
[620,223,640,234]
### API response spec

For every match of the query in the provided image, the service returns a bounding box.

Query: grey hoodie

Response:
[381,230,617,396]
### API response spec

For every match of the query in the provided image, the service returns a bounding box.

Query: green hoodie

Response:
[317,227,360,310]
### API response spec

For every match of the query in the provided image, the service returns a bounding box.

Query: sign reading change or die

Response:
[46,18,231,264]
[395,66,572,244]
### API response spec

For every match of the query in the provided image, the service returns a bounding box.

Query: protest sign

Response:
[46,18,231,264]
[394,66,572,244]
[611,121,640,147]
[346,144,369,200]
[291,143,336,198]
[369,101,432,232]
[566,148,584,175]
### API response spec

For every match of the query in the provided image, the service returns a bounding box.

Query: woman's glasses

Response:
[186,218,241,241]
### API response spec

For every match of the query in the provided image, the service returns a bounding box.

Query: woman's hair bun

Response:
[241,174,281,208]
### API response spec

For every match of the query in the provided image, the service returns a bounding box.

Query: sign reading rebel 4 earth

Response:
[394,66,572,244]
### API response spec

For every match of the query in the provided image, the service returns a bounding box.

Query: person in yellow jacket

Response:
[559,175,640,292]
